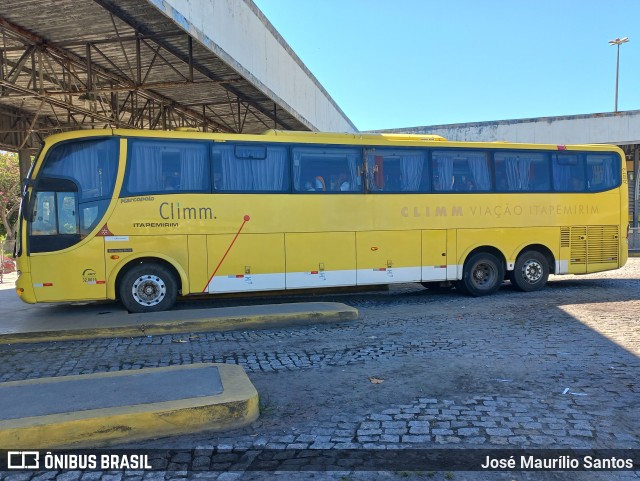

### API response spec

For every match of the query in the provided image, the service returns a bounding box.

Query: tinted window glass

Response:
[212,143,289,192]
[41,138,118,202]
[366,148,428,192]
[125,139,209,195]
[494,152,550,191]
[552,153,585,191]
[292,146,362,193]
[586,153,619,191]
[432,150,491,192]
[30,191,78,236]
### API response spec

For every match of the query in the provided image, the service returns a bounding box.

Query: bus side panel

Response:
[205,233,285,293]
[356,230,421,284]
[421,230,448,282]
[31,237,106,302]
[285,232,356,288]
[187,235,208,294]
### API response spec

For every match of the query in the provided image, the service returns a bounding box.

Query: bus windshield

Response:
[27,137,119,251]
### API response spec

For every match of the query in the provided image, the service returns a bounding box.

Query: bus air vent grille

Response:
[587,225,619,264]
[560,227,570,248]
[569,226,587,266]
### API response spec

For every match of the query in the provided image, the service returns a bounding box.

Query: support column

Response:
[634,146,639,228]
[18,149,32,185]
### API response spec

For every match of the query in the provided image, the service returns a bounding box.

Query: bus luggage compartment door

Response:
[205,233,285,293]
[285,232,356,288]
[356,230,421,285]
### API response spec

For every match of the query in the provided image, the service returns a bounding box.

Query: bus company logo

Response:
[120,196,155,203]
[82,268,97,283]
[159,202,214,221]
[7,451,39,469]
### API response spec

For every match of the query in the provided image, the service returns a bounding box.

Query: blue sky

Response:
[253,0,639,131]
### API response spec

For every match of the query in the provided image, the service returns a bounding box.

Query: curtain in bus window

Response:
[250,147,287,191]
[292,151,303,191]
[587,154,617,191]
[552,160,570,190]
[552,154,584,191]
[346,152,360,192]
[433,154,453,191]
[128,143,163,192]
[42,140,118,201]
[220,146,251,190]
[399,154,424,191]
[503,155,531,191]
[180,145,207,191]
[468,154,491,190]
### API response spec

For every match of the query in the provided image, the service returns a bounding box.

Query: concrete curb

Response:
[0,364,259,448]
[0,302,359,344]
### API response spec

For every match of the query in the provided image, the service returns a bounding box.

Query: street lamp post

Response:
[608,37,629,113]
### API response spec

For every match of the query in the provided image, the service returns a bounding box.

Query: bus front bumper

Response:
[15,271,37,304]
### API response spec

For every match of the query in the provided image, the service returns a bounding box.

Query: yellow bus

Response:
[14,129,628,312]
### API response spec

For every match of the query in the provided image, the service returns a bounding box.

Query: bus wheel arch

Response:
[457,247,506,297]
[116,257,183,313]
[509,245,554,292]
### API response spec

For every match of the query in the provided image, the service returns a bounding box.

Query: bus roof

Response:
[39,128,625,155]
[261,130,447,142]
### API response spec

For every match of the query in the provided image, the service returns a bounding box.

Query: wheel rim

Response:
[521,259,543,284]
[131,274,166,306]
[471,262,497,288]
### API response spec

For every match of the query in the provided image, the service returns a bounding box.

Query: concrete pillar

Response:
[634,147,639,228]
[18,149,32,185]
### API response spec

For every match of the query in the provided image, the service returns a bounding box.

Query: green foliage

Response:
[0,151,21,239]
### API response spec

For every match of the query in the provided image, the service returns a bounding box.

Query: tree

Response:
[0,151,21,241]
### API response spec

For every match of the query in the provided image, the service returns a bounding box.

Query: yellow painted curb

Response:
[0,364,259,448]
[0,303,359,344]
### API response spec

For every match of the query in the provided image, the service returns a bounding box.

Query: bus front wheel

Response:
[119,263,177,313]
[509,250,549,292]
[460,252,504,296]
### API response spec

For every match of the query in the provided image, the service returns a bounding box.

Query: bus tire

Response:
[511,250,549,292]
[119,263,177,313]
[460,252,504,296]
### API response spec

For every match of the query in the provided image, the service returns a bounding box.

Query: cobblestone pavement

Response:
[1,260,640,481]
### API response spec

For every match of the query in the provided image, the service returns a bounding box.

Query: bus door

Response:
[27,179,107,302]
[356,230,421,284]
[421,230,449,282]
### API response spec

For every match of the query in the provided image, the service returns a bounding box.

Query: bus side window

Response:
[125,139,210,195]
[292,146,362,193]
[494,152,550,191]
[586,153,619,191]
[552,153,585,192]
[365,148,427,193]
[213,143,289,192]
[432,150,490,192]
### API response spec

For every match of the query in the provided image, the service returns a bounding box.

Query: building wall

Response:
[377,110,640,145]
[147,0,357,133]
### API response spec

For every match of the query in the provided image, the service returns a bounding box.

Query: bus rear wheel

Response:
[119,263,177,313]
[460,252,504,296]
[509,250,549,292]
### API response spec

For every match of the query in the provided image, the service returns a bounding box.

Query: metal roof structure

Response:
[0,0,313,153]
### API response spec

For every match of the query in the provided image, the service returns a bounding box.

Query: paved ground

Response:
[0,260,639,481]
